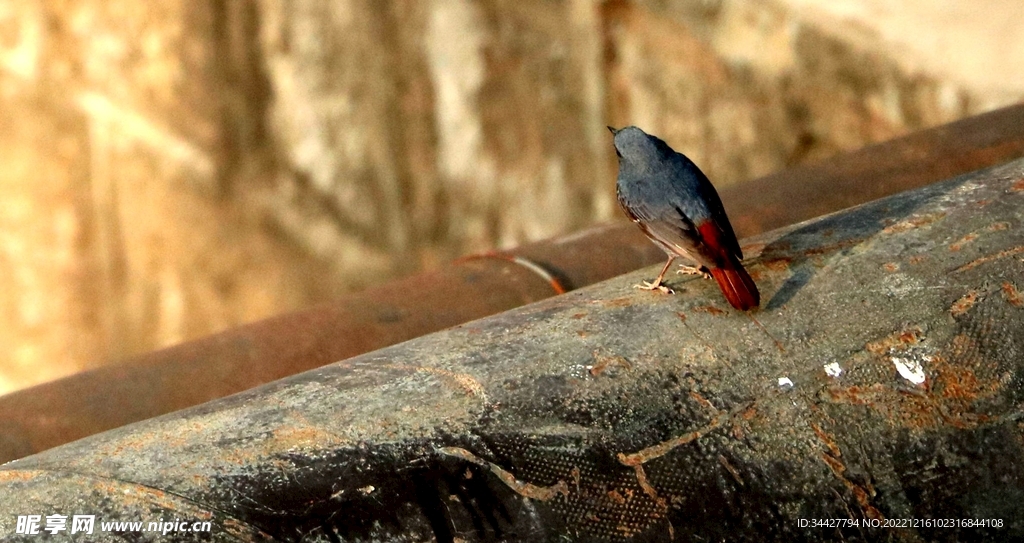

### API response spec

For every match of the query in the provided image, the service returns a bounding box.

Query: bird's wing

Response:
[619,188,712,264]
[621,184,745,269]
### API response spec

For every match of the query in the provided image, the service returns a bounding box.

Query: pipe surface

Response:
[2,158,1023,541]
[3,104,1024,463]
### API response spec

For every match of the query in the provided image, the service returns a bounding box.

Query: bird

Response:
[609,125,759,310]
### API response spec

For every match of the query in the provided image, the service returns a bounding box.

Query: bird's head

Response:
[608,126,671,168]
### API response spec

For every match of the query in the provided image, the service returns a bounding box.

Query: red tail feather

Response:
[695,220,759,310]
[709,261,760,311]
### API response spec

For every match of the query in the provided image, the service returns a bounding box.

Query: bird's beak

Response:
[607,126,620,135]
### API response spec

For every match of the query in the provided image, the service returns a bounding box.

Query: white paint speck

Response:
[823,362,843,378]
[777,377,794,388]
[892,357,927,385]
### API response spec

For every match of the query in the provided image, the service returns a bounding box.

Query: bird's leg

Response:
[676,262,712,280]
[634,256,675,294]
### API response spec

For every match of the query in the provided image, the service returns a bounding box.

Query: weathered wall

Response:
[0,0,1021,393]
[0,1,342,392]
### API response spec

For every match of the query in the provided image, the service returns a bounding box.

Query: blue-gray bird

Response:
[610,125,759,310]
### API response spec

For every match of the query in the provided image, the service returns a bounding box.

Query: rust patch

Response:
[627,463,667,511]
[811,422,842,459]
[601,296,634,307]
[949,233,978,252]
[617,418,721,467]
[617,405,750,468]
[438,447,569,501]
[0,470,40,482]
[590,352,632,377]
[864,326,923,355]
[1002,282,1024,307]
[883,262,900,272]
[954,245,1024,273]
[1010,178,1024,192]
[693,305,726,316]
[907,255,927,265]
[818,451,883,520]
[607,488,628,505]
[950,290,980,317]
[827,335,1001,430]
[936,356,984,402]
[271,426,346,451]
[689,390,718,414]
[763,258,792,272]
[881,212,946,234]
[950,223,1009,251]
[382,364,487,401]
[819,451,845,474]
[810,422,882,519]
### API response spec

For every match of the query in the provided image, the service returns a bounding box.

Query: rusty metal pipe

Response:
[3,104,1024,464]
[3,159,1023,541]
[718,102,1024,238]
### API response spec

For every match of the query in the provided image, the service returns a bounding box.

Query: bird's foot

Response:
[634,280,673,294]
[676,265,711,280]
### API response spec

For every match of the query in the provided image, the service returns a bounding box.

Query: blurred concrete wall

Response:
[0,0,1021,394]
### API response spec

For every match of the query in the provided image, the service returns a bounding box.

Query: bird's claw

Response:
[634,281,673,294]
[676,265,711,280]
